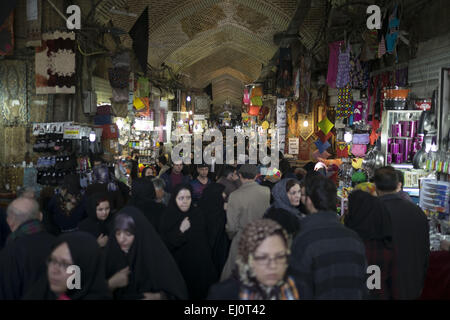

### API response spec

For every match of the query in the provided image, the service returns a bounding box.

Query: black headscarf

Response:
[198,183,229,273]
[160,183,218,299]
[199,183,226,216]
[103,206,188,300]
[345,190,393,242]
[128,178,164,231]
[24,232,111,300]
[78,193,113,238]
[161,184,195,234]
[129,178,156,203]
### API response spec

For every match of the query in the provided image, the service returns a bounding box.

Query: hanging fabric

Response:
[378,35,386,58]
[336,43,351,89]
[243,88,250,105]
[336,144,349,158]
[326,41,344,88]
[336,84,353,119]
[386,5,400,54]
[349,52,366,89]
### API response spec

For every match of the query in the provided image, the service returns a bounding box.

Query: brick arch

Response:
[148,0,293,37]
[160,24,276,70]
[193,67,253,88]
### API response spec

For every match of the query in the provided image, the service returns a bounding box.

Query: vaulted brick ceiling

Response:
[102,0,301,111]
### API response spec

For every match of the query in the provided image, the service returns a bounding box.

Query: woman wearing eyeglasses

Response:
[24,232,111,300]
[208,219,299,300]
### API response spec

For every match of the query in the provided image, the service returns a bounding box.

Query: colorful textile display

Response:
[136,77,150,98]
[327,41,344,88]
[353,102,364,122]
[314,139,331,154]
[35,32,76,94]
[250,96,263,106]
[337,144,349,158]
[317,130,333,143]
[336,43,351,88]
[336,85,353,119]
[350,53,367,89]
[317,117,334,135]
[386,6,400,54]
[243,88,250,105]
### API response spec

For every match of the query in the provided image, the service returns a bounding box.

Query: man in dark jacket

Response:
[0,197,55,299]
[289,174,367,299]
[0,207,11,250]
[160,161,191,194]
[374,166,430,300]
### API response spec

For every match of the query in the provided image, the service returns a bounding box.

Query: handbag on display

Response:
[352,133,370,145]
[351,144,367,157]
[336,144,349,158]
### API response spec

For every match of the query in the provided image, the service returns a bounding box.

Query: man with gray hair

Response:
[0,197,55,299]
[152,177,171,207]
[17,186,37,199]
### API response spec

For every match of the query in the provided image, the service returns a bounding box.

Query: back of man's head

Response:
[238,164,258,180]
[305,174,337,212]
[220,165,236,179]
[152,177,166,191]
[374,166,399,193]
[158,155,168,166]
[7,197,40,231]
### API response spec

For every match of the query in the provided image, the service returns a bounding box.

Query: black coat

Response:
[78,193,114,239]
[207,278,240,300]
[24,231,111,300]
[0,207,11,251]
[264,207,301,239]
[47,194,86,233]
[379,193,430,300]
[160,184,218,299]
[128,178,165,233]
[0,221,55,299]
[104,207,188,300]
[198,183,230,277]
[86,183,125,213]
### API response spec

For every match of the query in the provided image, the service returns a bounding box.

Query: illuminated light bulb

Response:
[89,131,96,142]
[189,110,193,115]
[189,120,193,125]
[344,132,353,143]
[187,96,191,102]
[303,120,309,127]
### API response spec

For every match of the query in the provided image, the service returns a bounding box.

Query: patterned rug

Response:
[35,31,76,94]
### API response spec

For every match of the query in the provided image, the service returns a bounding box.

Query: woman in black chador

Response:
[128,178,165,233]
[24,231,111,300]
[104,206,188,300]
[160,184,218,299]
[198,183,230,277]
[78,192,114,248]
